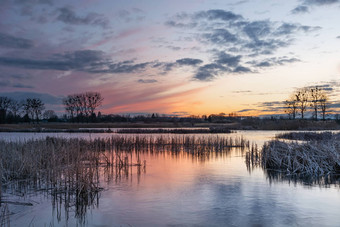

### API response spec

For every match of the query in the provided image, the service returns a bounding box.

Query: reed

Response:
[0,135,249,223]
[260,140,340,176]
[275,132,334,141]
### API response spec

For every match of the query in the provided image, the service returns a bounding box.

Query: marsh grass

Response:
[275,132,334,141]
[246,134,340,182]
[0,135,249,224]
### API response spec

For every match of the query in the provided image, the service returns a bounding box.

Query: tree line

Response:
[285,86,328,120]
[0,97,49,123]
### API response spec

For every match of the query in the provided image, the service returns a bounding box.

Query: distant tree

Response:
[23,98,45,123]
[63,92,103,122]
[295,89,309,119]
[86,92,103,120]
[0,96,11,123]
[310,86,322,120]
[319,93,328,121]
[43,110,57,122]
[9,99,21,119]
[285,96,298,119]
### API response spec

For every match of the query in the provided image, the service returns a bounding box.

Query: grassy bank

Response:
[1,119,340,132]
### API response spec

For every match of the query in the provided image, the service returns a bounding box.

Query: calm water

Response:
[1,131,340,226]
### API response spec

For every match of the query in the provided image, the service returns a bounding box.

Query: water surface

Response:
[1,131,340,226]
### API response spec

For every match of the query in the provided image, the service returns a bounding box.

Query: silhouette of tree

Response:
[23,98,45,123]
[320,93,328,121]
[295,88,309,119]
[285,96,298,119]
[310,86,322,120]
[0,96,11,123]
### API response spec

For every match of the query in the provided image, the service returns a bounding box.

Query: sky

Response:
[0,0,340,116]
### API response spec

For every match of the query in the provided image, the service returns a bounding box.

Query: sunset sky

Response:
[0,0,340,116]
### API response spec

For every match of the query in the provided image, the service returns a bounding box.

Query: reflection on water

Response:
[1,132,340,226]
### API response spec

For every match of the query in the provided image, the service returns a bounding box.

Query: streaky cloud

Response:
[0,32,34,49]
[56,7,109,28]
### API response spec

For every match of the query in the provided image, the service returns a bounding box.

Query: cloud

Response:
[249,57,300,68]
[0,80,34,88]
[175,58,203,66]
[238,108,256,113]
[137,79,158,83]
[291,5,309,14]
[0,49,153,74]
[56,7,109,28]
[117,8,146,23]
[292,0,340,14]
[303,0,339,6]
[194,9,243,22]
[166,9,320,81]
[0,32,34,49]
[215,52,241,67]
[232,90,252,93]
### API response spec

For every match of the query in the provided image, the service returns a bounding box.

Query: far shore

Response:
[1,119,340,132]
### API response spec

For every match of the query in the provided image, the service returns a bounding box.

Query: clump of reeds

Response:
[275,132,334,141]
[261,140,340,176]
[0,204,10,227]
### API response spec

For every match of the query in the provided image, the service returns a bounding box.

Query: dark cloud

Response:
[0,32,34,49]
[202,29,238,44]
[166,9,320,81]
[193,51,252,81]
[215,52,241,67]
[105,61,150,73]
[0,50,152,74]
[194,9,243,22]
[0,80,33,88]
[56,7,109,28]
[176,58,203,66]
[249,57,300,68]
[337,36,340,39]
[194,63,227,81]
[291,5,309,14]
[292,0,339,14]
[137,79,158,83]
[303,0,339,5]
[14,0,53,5]
[233,66,252,73]
[238,108,256,113]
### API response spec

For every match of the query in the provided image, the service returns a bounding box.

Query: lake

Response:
[1,130,340,226]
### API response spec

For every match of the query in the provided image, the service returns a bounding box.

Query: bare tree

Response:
[63,92,103,122]
[86,92,103,117]
[9,99,21,118]
[0,96,11,123]
[43,110,57,121]
[23,98,45,123]
[310,86,322,120]
[295,89,309,119]
[285,96,298,119]
[319,93,328,121]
